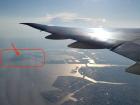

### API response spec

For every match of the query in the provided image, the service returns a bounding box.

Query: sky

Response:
[0,0,140,48]
[1,0,140,28]
[0,0,136,84]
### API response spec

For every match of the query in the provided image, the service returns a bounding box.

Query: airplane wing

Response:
[20,23,140,63]
[111,40,140,62]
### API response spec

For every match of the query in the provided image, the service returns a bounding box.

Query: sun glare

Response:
[88,28,112,41]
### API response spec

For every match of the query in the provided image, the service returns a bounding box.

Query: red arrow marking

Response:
[11,43,21,56]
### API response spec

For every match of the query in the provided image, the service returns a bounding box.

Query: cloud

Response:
[35,12,107,27]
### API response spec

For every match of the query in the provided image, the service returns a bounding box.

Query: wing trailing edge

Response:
[68,41,107,49]
[45,34,69,40]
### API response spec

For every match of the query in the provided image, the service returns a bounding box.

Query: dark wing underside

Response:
[111,40,140,62]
